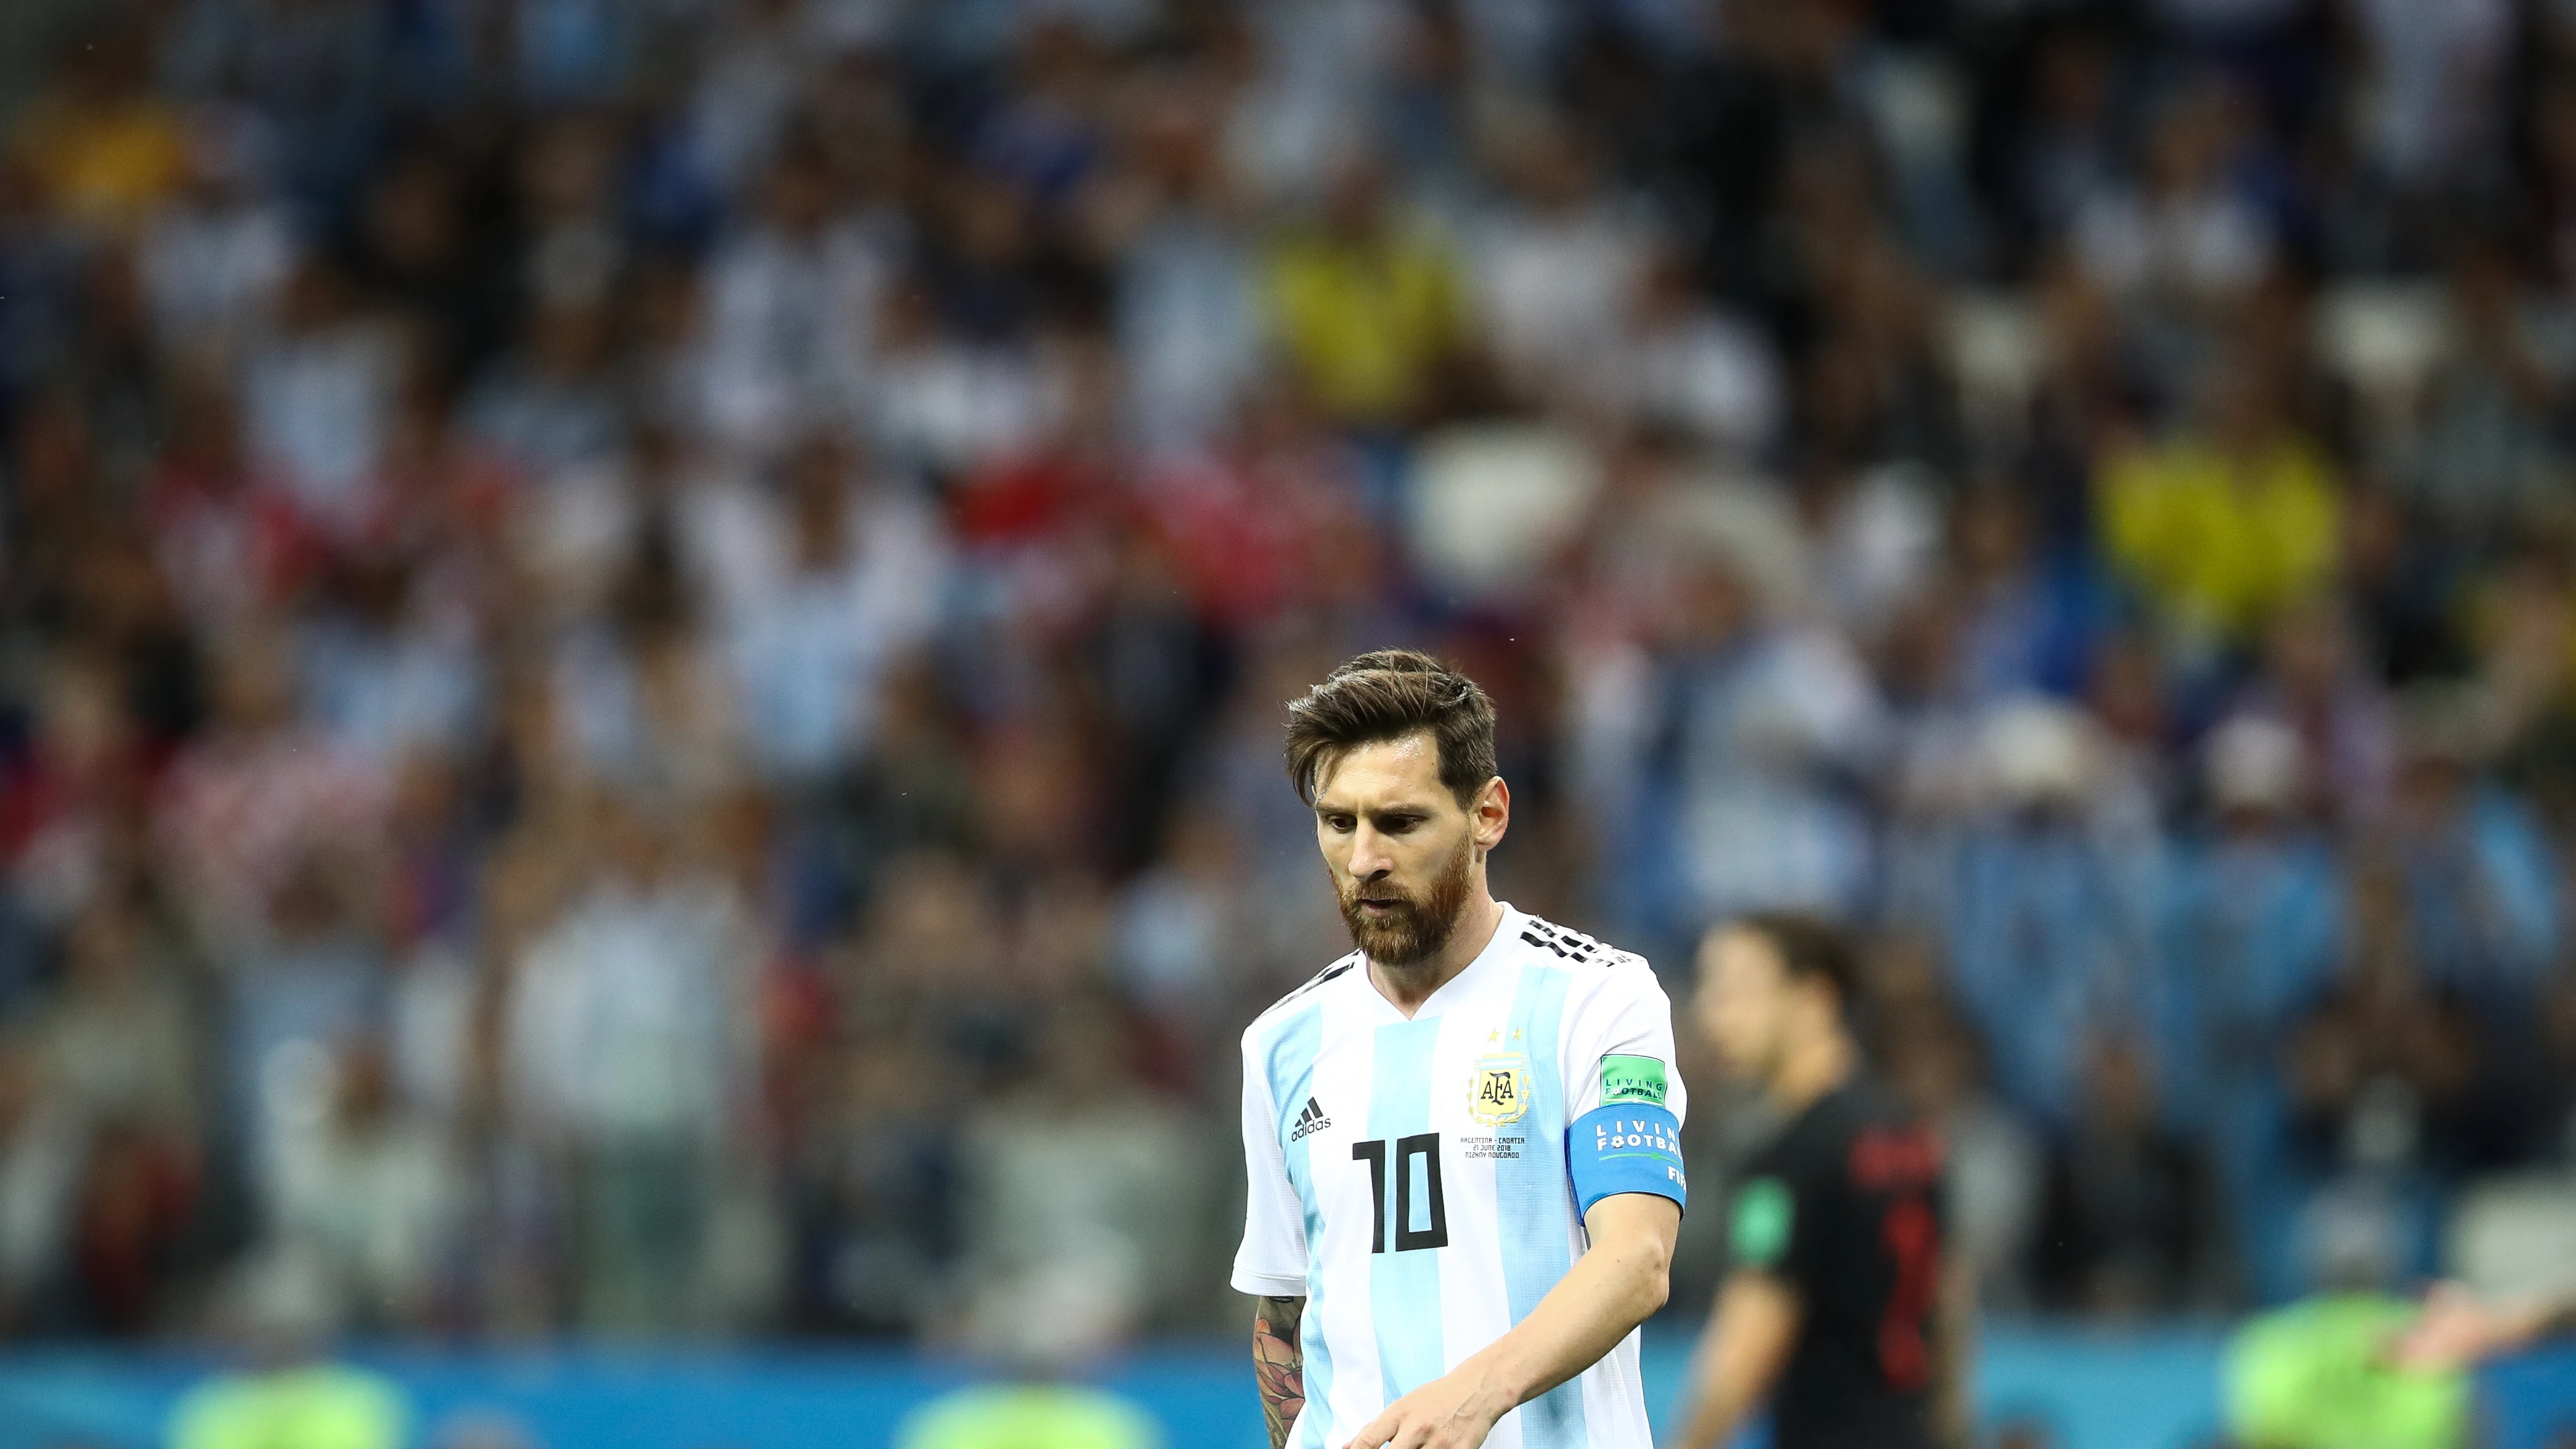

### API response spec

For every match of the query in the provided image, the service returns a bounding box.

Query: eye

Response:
[1377,813,1423,835]
[1323,813,1355,834]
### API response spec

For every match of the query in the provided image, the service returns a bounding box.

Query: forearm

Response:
[1452,1209,1673,1413]
[1253,1295,1307,1449]
[2501,1288,2576,1347]
[1670,1275,1800,1449]
[1669,1329,1769,1449]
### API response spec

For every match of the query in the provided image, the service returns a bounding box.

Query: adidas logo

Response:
[1288,1097,1331,1142]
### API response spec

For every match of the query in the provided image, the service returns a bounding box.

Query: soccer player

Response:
[1233,651,1689,1449]
[1669,914,1967,1449]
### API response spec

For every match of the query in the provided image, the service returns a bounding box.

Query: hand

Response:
[1339,1368,1512,1449]
[2392,1281,2527,1372]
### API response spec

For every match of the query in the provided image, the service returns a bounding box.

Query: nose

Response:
[1347,822,1397,879]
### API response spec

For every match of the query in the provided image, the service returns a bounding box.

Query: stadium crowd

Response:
[0,0,2572,1356]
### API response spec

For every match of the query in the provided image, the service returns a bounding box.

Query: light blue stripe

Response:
[1496,964,1588,1449]
[1264,1009,1334,1448]
[1368,1015,1444,1405]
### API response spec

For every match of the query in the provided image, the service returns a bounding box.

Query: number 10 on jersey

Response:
[1352,1134,1448,1252]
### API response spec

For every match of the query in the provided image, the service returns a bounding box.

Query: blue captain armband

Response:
[1568,1103,1687,1217]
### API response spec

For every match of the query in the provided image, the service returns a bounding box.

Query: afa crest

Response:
[1468,1053,1529,1125]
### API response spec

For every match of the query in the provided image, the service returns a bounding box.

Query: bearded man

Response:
[1233,650,1688,1449]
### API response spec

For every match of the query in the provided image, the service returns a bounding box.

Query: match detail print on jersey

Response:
[1598,1054,1668,1106]
[1568,1098,1686,1217]
[1469,1052,1530,1124]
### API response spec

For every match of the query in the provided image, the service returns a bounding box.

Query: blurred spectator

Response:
[697,435,946,784]
[1595,251,1784,461]
[461,298,626,479]
[2073,81,2277,315]
[2099,359,2339,657]
[1901,699,2162,1121]
[9,20,183,233]
[0,1029,81,1332]
[2035,1035,2216,1314]
[2383,700,2560,999]
[264,1037,458,1334]
[2223,602,2396,827]
[240,259,407,536]
[789,1029,959,1337]
[700,144,893,453]
[505,796,758,1334]
[2403,238,2567,530]
[2160,716,2344,1288]
[38,904,197,1142]
[1100,76,1262,448]
[1574,482,1882,956]
[957,993,1204,1358]
[136,106,291,366]
[1110,808,1248,1033]
[1463,120,1651,406]
[1262,150,1471,428]
[1885,1011,2042,1310]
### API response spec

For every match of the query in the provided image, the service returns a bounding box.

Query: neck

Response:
[1769,1026,1856,1114]
[1369,891,1505,1018]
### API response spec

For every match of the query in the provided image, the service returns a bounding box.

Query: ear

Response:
[1472,776,1511,854]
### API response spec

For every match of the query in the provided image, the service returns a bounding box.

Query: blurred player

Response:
[1233,651,1689,1449]
[1670,915,1969,1449]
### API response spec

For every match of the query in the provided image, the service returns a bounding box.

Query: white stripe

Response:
[1314,986,1385,1437]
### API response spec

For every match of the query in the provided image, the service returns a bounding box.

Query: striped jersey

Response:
[1232,904,1688,1448]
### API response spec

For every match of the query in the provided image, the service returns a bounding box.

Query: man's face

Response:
[1695,928,1798,1081]
[1313,732,1483,968]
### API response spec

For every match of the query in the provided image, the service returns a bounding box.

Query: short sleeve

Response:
[1562,955,1690,1216]
[1728,1172,1798,1276]
[1729,1142,1825,1293]
[1231,1028,1308,1297]
[1562,957,1689,1129]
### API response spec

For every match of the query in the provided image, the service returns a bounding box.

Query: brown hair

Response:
[1728,911,1861,1016]
[1283,649,1498,808]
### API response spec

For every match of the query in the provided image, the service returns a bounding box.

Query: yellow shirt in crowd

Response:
[1262,226,1466,426]
[2100,432,2341,643]
[14,96,186,230]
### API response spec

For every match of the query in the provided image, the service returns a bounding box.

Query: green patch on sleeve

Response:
[1599,1054,1668,1106]
[1732,1177,1793,1267]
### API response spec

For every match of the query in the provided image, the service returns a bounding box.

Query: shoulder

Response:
[1773,1081,1912,1176]
[1513,913,1668,1010]
[1509,912,1649,976]
[1241,950,1364,1047]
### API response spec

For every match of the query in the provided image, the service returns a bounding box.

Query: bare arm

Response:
[1667,1270,1801,1449]
[1928,1260,1977,1449]
[1255,1294,1307,1449]
[1343,1193,1681,1449]
[2395,1280,2576,1371]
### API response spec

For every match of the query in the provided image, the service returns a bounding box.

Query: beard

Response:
[1335,834,1475,969]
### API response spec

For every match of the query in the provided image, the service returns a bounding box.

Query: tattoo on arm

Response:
[1253,1294,1307,1449]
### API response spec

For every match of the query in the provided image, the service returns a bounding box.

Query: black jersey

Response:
[1729,1078,1946,1449]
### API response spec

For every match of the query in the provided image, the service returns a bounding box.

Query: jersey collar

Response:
[1360,901,1521,1020]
